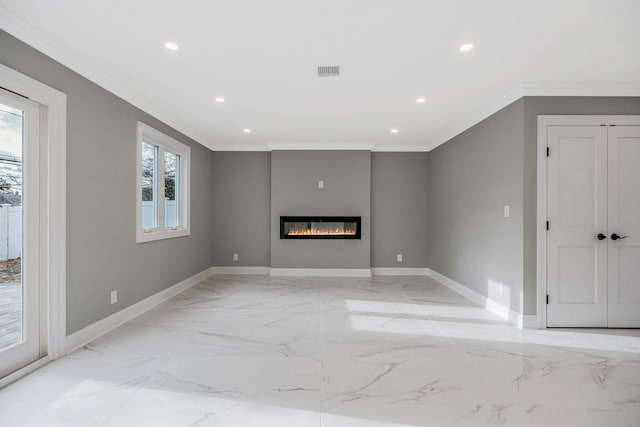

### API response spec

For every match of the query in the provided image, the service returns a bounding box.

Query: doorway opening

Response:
[0,64,66,386]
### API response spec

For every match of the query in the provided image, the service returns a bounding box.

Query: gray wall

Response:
[0,30,216,335]
[522,96,640,314]
[371,152,429,268]
[7,21,639,324]
[211,152,271,266]
[428,99,525,314]
[271,151,371,269]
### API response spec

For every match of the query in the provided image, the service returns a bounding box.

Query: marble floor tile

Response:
[106,323,319,358]
[223,295,320,312]
[321,329,468,360]
[210,310,320,330]
[321,311,440,335]
[1,274,639,427]
[104,389,320,427]
[321,293,420,315]
[143,356,320,408]
[0,353,168,426]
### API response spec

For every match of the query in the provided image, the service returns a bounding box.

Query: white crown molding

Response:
[3,6,639,155]
[426,86,524,152]
[521,82,640,97]
[427,81,640,152]
[0,5,211,149]
[211,144,272,152]
[267,142,375,151]
[370,145,429,152]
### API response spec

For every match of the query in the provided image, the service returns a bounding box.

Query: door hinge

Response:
[546,294,549,304]
[546,147,550,157]
[546,221,550,231]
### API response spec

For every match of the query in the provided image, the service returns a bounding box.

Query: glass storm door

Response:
[0,88,43,379]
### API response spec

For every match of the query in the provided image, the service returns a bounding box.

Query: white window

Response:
[136,122,190,242]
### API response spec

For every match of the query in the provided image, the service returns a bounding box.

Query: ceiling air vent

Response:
[317,65,340,77]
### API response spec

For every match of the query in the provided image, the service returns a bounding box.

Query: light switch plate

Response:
[318,180,324,189]
[233,253,239,261]
[504,205,510,218]
[110,290,118,305]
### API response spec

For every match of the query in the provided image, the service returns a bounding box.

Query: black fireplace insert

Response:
[280,216,361,239]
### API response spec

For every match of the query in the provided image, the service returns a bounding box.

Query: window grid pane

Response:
[164,151,179,228]
[141,141,157,228]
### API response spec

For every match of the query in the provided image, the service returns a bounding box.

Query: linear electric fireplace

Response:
[280,216,361,239]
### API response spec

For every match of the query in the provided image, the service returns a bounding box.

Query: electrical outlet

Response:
[233,253,239,262]
[397,254,403,262]
[318,180,324,189]
[110,290,118,305]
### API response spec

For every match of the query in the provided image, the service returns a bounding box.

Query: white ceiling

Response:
[1,0,640,151]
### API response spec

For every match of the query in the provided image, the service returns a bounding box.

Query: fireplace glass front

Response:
[280,216,361,239]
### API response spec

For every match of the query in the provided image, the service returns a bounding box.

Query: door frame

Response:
[0,63,66,387]
[536,115,640,328]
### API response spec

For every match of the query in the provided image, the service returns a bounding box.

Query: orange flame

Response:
[287,227,356,236]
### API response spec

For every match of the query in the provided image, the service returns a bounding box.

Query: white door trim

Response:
[0,64,67,363]
[536,115,640,328]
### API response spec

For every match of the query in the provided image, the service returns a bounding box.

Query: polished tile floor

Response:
[1,275,639,426]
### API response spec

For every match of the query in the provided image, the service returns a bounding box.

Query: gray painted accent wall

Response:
[428,99,525,314]
[522,96,640,314]
[371,152,429,268]
[271,151,371,269]
[211,152,271,266]
[0,30,216,335]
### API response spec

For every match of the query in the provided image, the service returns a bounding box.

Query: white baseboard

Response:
[523,315,540,329]
[64,266,214,354]
[371,268,429,276]
[211,266,271,275]
[426,269,524,329]
[270,268,372,277]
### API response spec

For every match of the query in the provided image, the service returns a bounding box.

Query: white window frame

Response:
[136,122,190,243]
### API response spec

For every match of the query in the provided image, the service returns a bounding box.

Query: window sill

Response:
[136,228,190,243]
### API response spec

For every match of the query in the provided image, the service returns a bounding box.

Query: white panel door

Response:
[0,89,43,379]
[607,126,640,327]
[546,125,608,327]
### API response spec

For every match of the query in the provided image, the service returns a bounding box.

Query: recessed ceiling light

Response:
[215,97,225,103]
[243,128,252,133]
[459,43,473,52]
[390,129,399,134]
[164,42,179,51]
[416,97,426,104]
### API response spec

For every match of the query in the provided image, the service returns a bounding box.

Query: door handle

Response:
[611,233,629,241]
[594,233,607,240]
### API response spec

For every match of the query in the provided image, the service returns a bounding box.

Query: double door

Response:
[546,122,640,327]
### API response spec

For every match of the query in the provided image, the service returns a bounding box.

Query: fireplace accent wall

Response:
[280,216,361,239]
